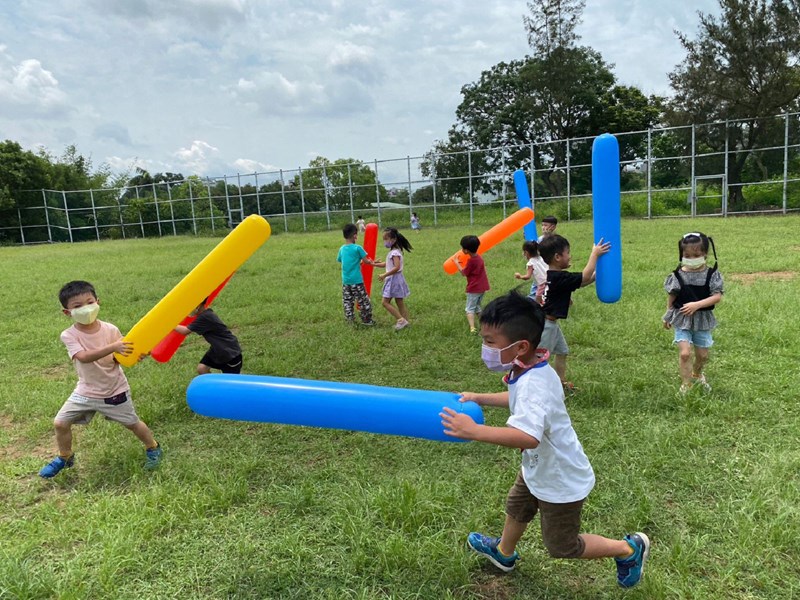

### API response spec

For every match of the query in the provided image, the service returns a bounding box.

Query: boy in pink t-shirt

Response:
[453,235,491,334]
[38,280,162,478]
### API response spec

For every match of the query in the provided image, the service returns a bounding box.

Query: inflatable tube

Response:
[513,170,538,242]
[591,134,622,303]
[361,222,378,296]
[116,215,270,366]
[443,207,535,274]
[186,374,484,443]
[150,273,234,363]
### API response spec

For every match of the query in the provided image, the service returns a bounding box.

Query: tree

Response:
[0,140,50,210]
[290,157,389,211]
[668,0,800,206]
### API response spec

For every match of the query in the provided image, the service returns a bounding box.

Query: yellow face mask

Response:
[71,304,100,325]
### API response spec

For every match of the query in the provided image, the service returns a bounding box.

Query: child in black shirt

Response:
[538,235,610,389]
[175,300,243,374]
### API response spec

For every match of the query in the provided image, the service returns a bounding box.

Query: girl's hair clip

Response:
[682,232,702,239]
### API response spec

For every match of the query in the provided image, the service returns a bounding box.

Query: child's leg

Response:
[395,298,409,321]
[354,284,373,323]
[54,420,74,457]
[553,354,568,383]
[197,363,212,375]
[677,341,693,385]
[693,347,709,376]
[577,534,634,559]
[466,311,477,331]
[126,420,157,448]
[342,285,355,321]
[497,513,529,557]
[381,297,403,321]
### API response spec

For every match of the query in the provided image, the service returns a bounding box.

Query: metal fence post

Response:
[374,159,382,227]
[116,190,126,239]
[723,120,729,216]
[17,207,25,244]
[279,169,288,232]
[206,181,216,233]
[347,163,355,223]
[41,190,53,243]
[254,172,262,216]
[135,186,145,237]
[62,191,73,243]
[298,167,307,232]
[432,155,438,226]
[89,189,100,240]
[566,140,571,221]
[188,179,197,235]
[152,182,163,236]
[646,128,652,218]
[783,111,790,214]
[530,142,536,216]
[501,151,507,219]
[166,183,177,235]
[690,124,696,218]
[322,165,331,230]
[407,155,413,220]
[468,149,474,225]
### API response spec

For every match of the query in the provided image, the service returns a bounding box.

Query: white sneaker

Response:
[693,373,712,392]
[395,318,410,331]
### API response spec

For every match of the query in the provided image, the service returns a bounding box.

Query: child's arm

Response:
[378,255,401,281]
[663,293,677,329]
[440,407,539,449]
[175,325,192,336]
[580,239,611,286]
[514,266,534,281]
[454,255,467,275]
[73,339,132,363]
[459,391,509,407]
[678,292,722,316]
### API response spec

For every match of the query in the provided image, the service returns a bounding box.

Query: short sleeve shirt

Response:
[463,254,490,293]
[507,363,595,503]
[188,309,241,362]
[61,320,130,398]
[663,267,724,330]
[527,256,548,287]
[337,243,367,285]
[541,270,583,318]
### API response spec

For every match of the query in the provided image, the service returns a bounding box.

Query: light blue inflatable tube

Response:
[513,169,538,241]
[591,134,622,303]
[186,374,484,443]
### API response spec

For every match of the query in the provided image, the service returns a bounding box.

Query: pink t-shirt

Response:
[60,320,130,398]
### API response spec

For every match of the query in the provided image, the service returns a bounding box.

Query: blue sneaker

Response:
[144,445,163,470]
[616,532,650,588]
[39,455,74,478]
[467,532,519,572]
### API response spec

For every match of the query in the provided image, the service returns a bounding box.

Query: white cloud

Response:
[105,155,153,173]
[0,51,69,117]
[232,158,281,173]
[173,140,221,173]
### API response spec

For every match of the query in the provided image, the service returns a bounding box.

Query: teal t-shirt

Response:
[337,243,367,285]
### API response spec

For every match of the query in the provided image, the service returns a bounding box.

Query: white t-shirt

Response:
[506,363,595,503]
[61,320,130,398]
[527,256,548,287]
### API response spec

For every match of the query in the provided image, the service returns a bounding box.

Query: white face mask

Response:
[682,256,706,268]
[481,341,521,372]
[70,303,100,325]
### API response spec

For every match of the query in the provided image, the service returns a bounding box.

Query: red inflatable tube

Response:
[360,222,379,295]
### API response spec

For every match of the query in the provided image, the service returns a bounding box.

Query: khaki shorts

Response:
[55,391,140,427]
[505,471,585,559]
[539,318,569,355]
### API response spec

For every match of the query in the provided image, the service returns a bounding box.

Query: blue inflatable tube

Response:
[513,169,538,241]
[591,134,622,303]
[186,374,484,443]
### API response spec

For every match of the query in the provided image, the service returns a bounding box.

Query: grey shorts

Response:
[506,471,586,559]
[55,391,140,427]
[465,292,485,314]
[539,319,569,355]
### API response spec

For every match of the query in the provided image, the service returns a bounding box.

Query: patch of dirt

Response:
[40,363,70,379]
[728,271,796,285]
[0,413,52,461]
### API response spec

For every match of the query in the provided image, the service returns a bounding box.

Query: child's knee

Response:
[53,419,71,432]
[197,364,211,375]
[679,348,692,361]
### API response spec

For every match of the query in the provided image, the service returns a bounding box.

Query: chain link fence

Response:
[3,112,800,245]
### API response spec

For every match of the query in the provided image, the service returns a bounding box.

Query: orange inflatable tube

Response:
[443,207,535,274]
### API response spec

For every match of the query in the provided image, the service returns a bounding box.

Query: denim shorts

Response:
[465,292,485,314]
[673,328,713,348]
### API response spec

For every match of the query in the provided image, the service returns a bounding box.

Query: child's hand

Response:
[113,340,133,356]
[514,272,522,279]
[663,320,672,329]
[378,273,386,281]
[440,407,479,440]
[458,392,482,405]
[678,302,700,316]
[591,238,612,257]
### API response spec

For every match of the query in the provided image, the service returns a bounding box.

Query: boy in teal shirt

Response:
[337,223,376,325]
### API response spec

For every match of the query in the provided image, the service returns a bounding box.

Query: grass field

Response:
[1,215,799,599]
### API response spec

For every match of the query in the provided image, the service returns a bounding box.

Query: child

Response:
[538,234,610,389]
[662,232,723,395]
[439,291,649,588]
[453,235,490,334]
[373,227,413,330]
[337,223,376,326]
[538,215,558,242]
[39,280,162,478]
[514,240,548,302]
[356,216,366,233]
[410,212,421,233]
[175,301,242,374]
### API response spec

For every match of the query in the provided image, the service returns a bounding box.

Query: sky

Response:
[0,0,719,182]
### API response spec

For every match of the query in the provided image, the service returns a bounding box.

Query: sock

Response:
[58,452,73,460]
[146,442,159,451]
[497,541,513,558]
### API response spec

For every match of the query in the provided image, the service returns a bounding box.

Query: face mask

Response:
[682,256,706,268]
[481,341,521,372]
[384,241,393,248]
[70,303,100,325]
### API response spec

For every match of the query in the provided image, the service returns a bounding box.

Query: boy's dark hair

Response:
[522,241,539,257]
[542,215,558,225]
[343,223,358,239]
[480,290,546,347]
[59,280,96,308]
[384,227,413,252]
[538,234,570,265]
[678,231,718,266]
[460,235,480,254]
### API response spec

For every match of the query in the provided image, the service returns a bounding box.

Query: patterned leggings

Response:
[342,283,373,322]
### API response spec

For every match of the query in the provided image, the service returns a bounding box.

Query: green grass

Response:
[1,215,799,599]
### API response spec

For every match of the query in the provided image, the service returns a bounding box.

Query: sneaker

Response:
[144,445,163,470]
[693,373,712,392]
[615,532,650,588]
[562,381,577,394]
[39,455,74,478]
[467,532,519,573]
[678,382,692,397]
[361,320,376,327]
[395,318,410,331]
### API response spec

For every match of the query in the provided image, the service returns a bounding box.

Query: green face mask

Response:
[71,303,100,325]
[681,257,706,268]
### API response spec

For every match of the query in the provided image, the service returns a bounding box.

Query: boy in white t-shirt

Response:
[440,291,649,589]
[38,280,162,478]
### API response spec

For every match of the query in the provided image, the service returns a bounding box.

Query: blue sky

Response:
[0,0,718,180]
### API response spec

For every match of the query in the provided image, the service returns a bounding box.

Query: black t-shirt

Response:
[187,309,241,361]
[541,270,583,319]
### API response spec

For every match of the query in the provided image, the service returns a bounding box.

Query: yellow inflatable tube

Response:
[116,215,271,366]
